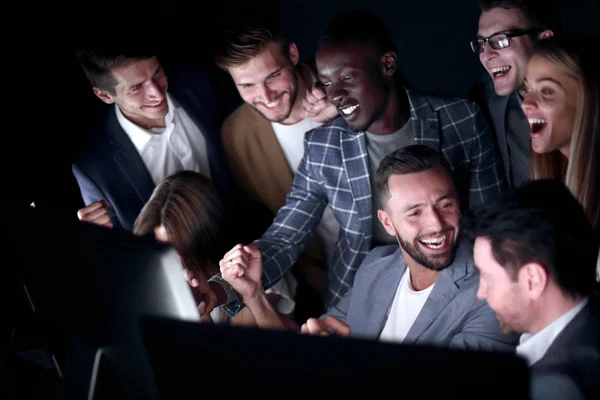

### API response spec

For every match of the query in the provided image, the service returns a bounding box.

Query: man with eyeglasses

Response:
[469,0,558,189]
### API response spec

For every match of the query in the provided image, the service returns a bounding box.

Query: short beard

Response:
[395,227,457,272]
[255,71,299,123]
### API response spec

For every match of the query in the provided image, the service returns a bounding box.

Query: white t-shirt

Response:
[117,93,212,185]
[271,119,341,266]
[379,268,436,343]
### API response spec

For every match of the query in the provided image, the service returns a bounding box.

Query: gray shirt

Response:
[366,120,413,247]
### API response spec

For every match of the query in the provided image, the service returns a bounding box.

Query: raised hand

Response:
[219,243,264,303]
[77,200,113,228]
[302,82,338,123]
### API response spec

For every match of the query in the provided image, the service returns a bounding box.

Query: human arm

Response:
[219,243,286,330]
[220,138,329,317]
[72,164,121,229]
[465,101,508,208]
[448,297,518,352]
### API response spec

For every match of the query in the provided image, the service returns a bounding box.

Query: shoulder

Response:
[73,107,117,167]
[305,116,351,143]
[222,104,263,136]
[408,89,483,123]
[358,245,403,274]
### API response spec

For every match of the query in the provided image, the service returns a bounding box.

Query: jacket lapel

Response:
[366,257,406,337]
[407,90,441,151]
[251,110,294,212]
[106,109,155,205]
[174,87,230,194]
[340,130,373,240]
[403,243,471,344]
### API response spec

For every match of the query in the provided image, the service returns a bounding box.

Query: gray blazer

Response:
[326,241,518,352]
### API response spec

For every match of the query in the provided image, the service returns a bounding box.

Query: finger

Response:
[300,323,309,334]
[243,244,261,259]
[221,263,245,279]
[304,318,329,336]
[221,243,245,262]
[311,85,326,100]
[184,269,200,287]
[77,201,103,219]
[304,89,320,104]
[322,315,351,336]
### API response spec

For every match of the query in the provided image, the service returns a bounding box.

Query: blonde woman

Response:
[521,33,599,278]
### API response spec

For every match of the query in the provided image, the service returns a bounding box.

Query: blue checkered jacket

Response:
[224,89,506,315]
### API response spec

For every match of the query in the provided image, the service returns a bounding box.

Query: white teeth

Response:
[341,104,359,115]
[420,236,446,249]
[528,118,548,125]
[491,66,510,74]
[266,99,280,108]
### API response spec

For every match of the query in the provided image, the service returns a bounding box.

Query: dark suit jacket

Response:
[72,64,230,231]
[530,298,600,399]
[469,73,529,189]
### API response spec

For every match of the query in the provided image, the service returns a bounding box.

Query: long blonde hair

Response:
[530,34,600,233]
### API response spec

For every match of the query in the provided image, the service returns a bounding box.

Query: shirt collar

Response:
[115,92,177,153]
[516,297,589,366]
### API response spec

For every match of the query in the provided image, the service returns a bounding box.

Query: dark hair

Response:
[375,145,453,203]
[75,44,157,94]
[462,179,598,298]
[319,9,397,55]
[133,170,231,275]
[479,0,562,33]
[214,9,289,70]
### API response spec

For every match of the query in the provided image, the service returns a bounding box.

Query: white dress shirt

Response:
[116,93,212,185]
[516,297,589,366]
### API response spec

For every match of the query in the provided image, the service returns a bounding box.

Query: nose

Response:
[329,83,348,106]
[521,91,539,112]
[258,83,275,104]
[425,208,444,231]
[146,81,165,101]
[480,42,499,62]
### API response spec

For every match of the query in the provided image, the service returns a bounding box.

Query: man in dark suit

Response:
[72,45,229,231]
[464,179,600,399]
[468,0,558,188]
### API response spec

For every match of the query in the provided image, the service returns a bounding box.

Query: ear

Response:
[92,87,115,105]
[537,29,554,40]
[381,51,397,76]
[288,42,300,66]
[519,262,548,300]
[377,208,396,237]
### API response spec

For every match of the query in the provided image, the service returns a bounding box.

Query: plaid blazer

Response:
[224,88,506,315]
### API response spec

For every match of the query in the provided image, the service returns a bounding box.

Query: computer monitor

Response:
[16,207,200,399]
[140,315,531,399]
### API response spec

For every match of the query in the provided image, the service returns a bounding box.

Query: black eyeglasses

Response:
[470,29,540,53]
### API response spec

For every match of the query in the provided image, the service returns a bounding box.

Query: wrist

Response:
[208,281,228,306]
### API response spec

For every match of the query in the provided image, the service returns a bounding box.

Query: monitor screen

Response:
[16,207,200,399]
[140,315,531,399]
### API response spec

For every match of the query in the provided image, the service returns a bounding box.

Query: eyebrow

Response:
[476,28,518,39]
[402,192,455,212]
[524,76,565,89]
[126,65,162,91]
[236,68,284,87]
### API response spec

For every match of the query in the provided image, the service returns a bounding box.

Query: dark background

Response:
[10,0,598,217]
